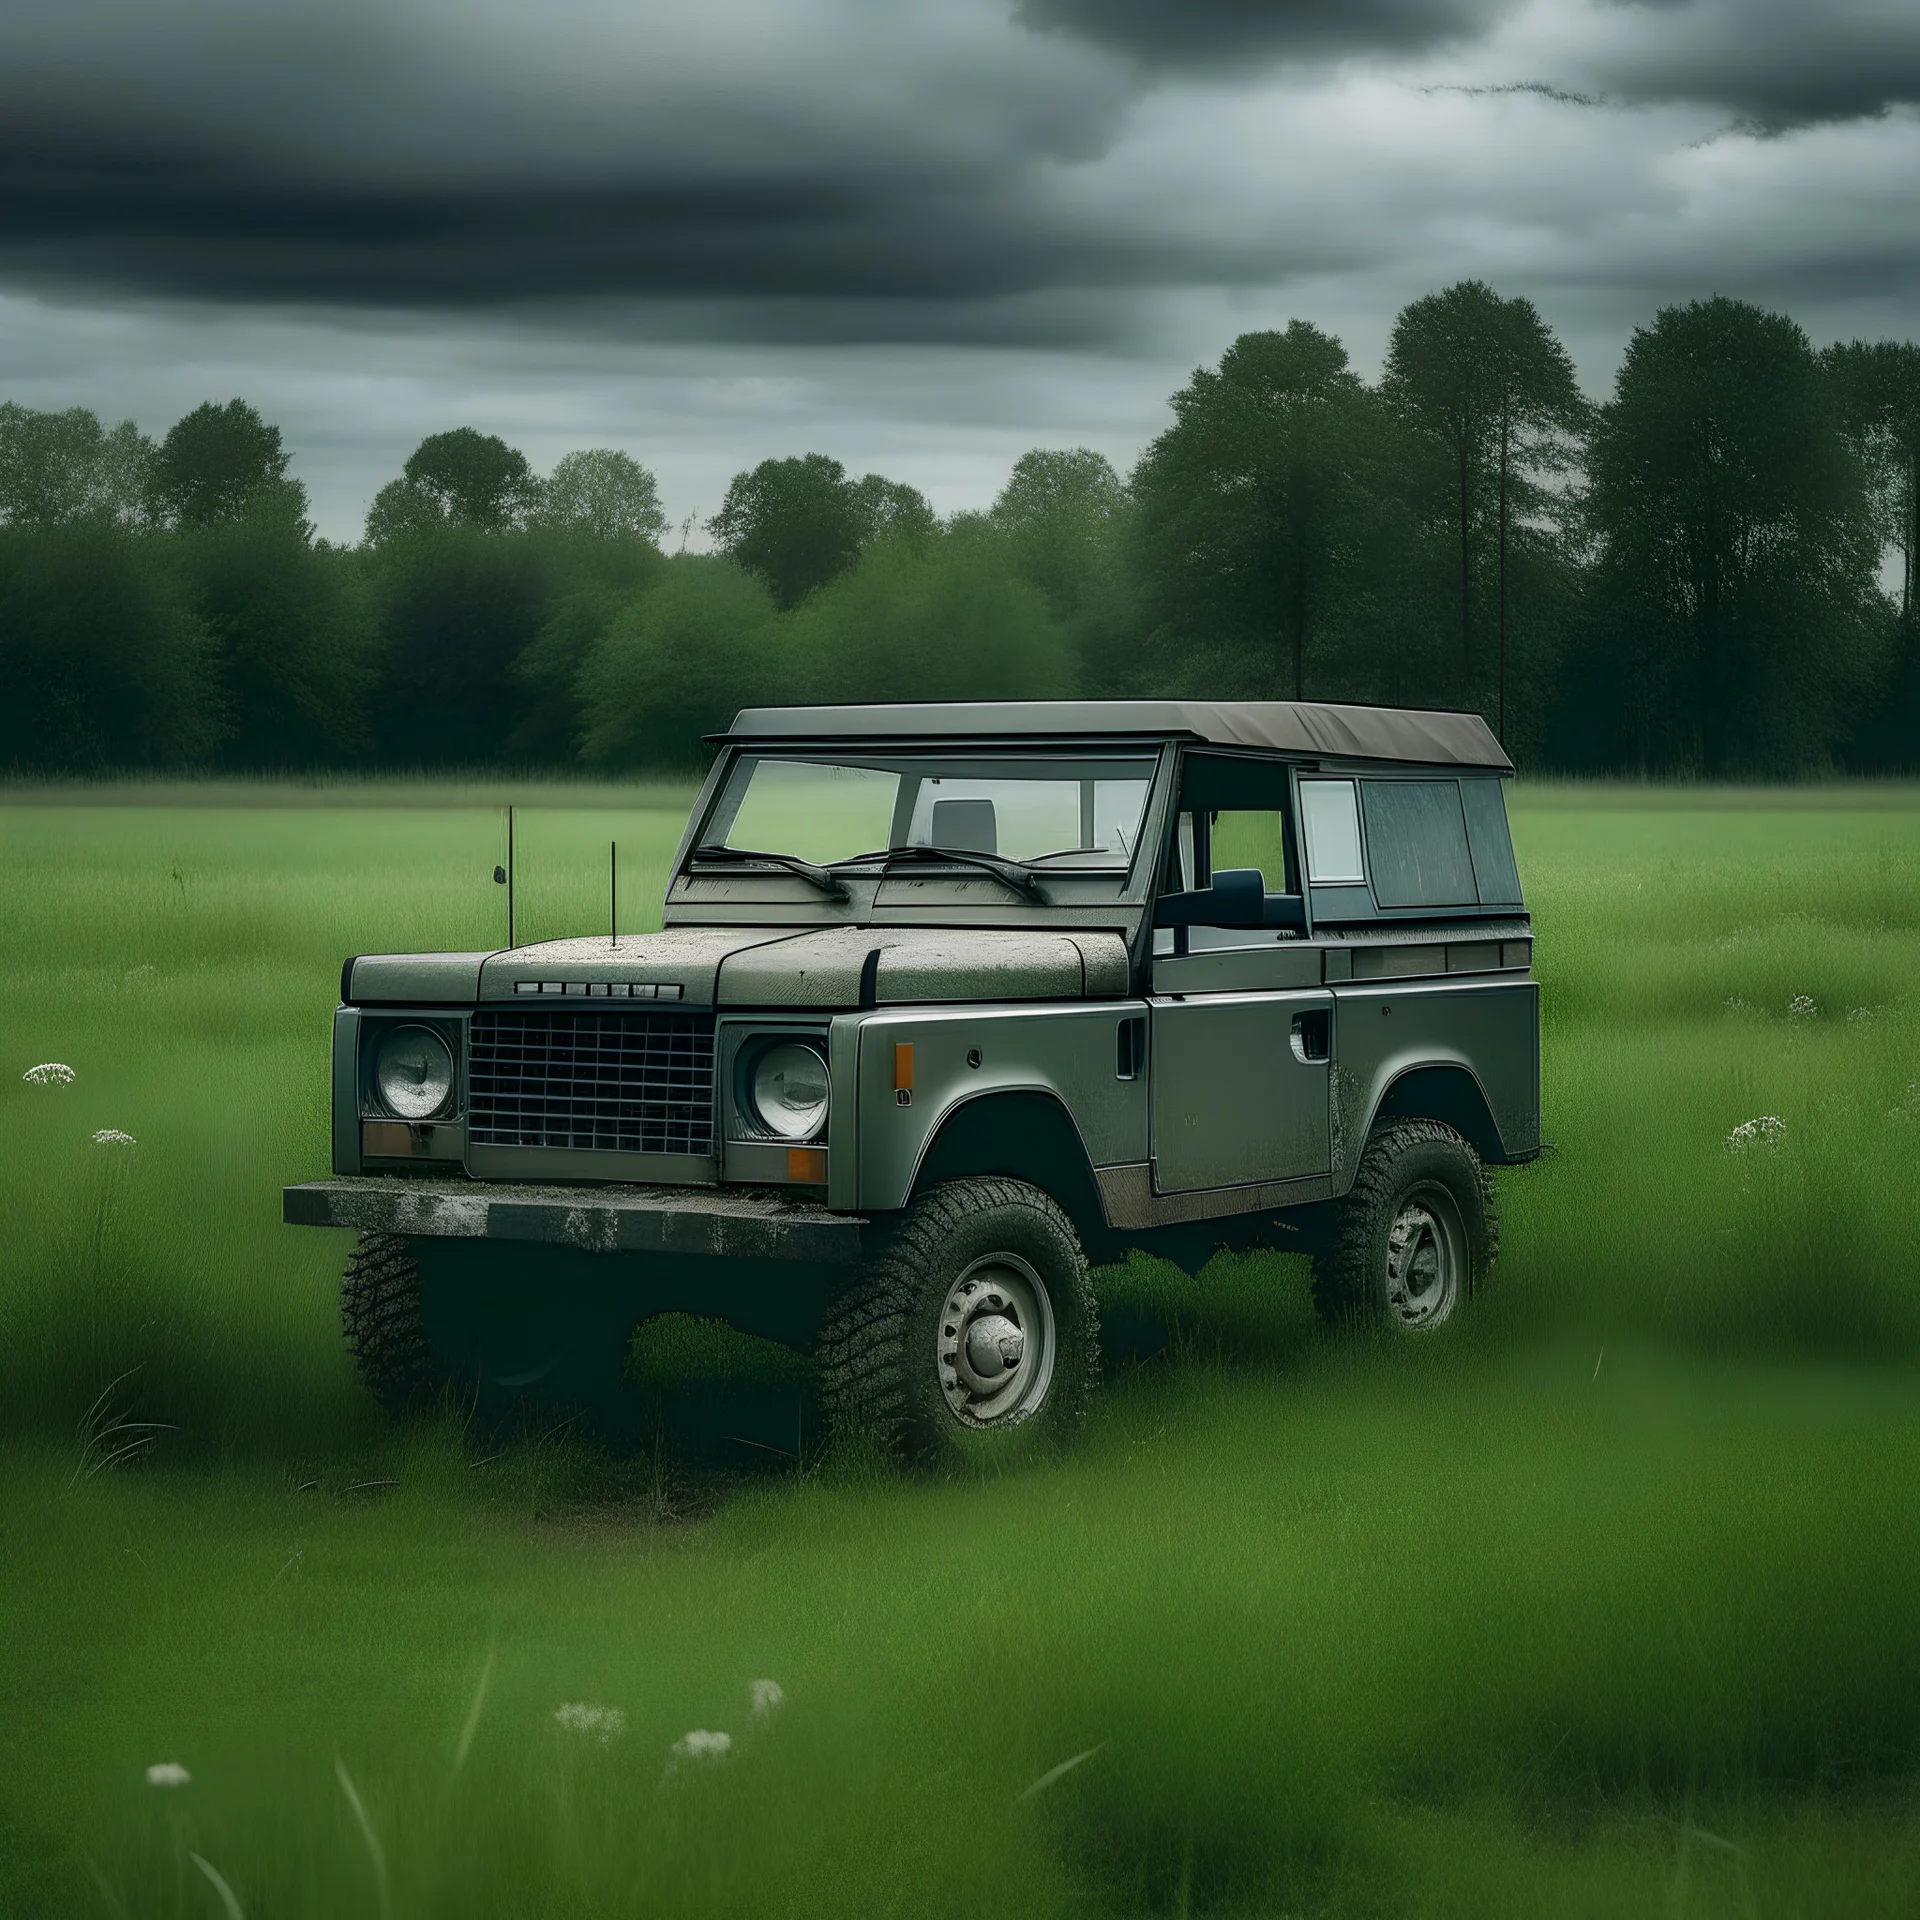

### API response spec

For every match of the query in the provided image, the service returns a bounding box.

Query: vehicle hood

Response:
[441,925,1134,1007]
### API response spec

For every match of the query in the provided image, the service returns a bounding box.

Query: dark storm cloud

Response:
[0,121,1354,345]
[1567,1,1920,125]
[1014,0,1517,67]
[0,0,1174,335]
[0,0,1913,360]
[1017,0,1919,125]
[3,0,1916,541]
[0,129,1087,310]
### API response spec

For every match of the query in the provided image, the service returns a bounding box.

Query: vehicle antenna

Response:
[610,839,618,949]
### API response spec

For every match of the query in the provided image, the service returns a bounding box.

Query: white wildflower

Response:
[23,1062,74,1087]
[670,1729,731,1763]
[1723,997,1750,1014]
[749,1679,785,1722]
[1849,1006,1875,1022]
[1890,1084,1920,1123]
[1725,1115,1787,1154]
[145,1762,191,1788]
[1788,995,1818,1019]
[92,1129,137,1147]
[554,1702,626,1745]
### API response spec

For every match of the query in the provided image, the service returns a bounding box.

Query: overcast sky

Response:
[2,0,1915,541]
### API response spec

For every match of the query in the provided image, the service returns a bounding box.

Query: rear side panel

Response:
[1330,977,1539,1189]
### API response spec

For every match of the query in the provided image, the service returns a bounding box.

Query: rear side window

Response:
[1360,780,1477,909]
[1460,778,1522,907]
[1299,780,1364,883]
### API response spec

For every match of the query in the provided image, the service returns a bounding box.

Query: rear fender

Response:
[1368,1064,1506,1164]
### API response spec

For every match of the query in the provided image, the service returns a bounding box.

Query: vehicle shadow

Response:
[1096,1247,1323,1373]
[431,1244,1325,1477]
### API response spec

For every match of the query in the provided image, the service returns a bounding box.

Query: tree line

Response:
[2,285,1916,779]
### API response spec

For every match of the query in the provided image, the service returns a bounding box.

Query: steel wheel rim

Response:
[1385,1184,1464,1329]
[936,1253,1056,1427]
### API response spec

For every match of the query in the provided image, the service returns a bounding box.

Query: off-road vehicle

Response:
[287,700,1539,1461]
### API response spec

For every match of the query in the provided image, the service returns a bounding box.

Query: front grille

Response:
[468,1009,716,1156]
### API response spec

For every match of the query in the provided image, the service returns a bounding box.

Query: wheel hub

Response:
[937,1256,1055,1427]
[1385,1195,1460,1328]
[964,1313,1025,1378]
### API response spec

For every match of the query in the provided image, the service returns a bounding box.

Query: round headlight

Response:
[375,1026,454,1120]
[751,1042,830,1141]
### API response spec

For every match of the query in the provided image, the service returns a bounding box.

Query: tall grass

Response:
[8,1351,1920,1917]
[6,786,1919,1457]
[1495,802,1920,1353]
[6,784,1920,1914]
[0,801,690,1453]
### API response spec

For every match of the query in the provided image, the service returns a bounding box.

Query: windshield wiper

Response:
[832,845,1049,903]
[690,844,851,901]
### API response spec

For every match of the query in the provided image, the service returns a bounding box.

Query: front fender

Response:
[845,1002,1149,1214]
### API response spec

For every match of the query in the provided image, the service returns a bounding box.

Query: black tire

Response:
[341,1232,436,1413]
[1311,1120,1497,1332]
[817,1178,1099,1465]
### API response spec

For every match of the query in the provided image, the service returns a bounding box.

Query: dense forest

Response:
[3,283,1916,778]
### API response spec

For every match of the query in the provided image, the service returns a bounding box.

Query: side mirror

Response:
[1155,868,1306,931]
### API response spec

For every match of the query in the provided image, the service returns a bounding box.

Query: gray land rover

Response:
[286,700,1539,1461]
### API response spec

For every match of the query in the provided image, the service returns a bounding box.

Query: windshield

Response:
[702,752,1155,873]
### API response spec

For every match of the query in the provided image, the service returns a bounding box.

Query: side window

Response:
[1360,780,1477,909]
[1299,780,1364,884]
[1177,754,1297,894]
[1460,778,1522,907]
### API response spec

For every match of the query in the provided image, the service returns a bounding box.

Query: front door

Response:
[1150,989,1333,1193]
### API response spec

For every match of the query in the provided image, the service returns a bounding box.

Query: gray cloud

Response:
[1014,0,1518,67]
[0,0,1912,342]
[0,0,1159,330]
[1541,0,1920,124]
[0,0,1916,539]
[1016,0,1920,126]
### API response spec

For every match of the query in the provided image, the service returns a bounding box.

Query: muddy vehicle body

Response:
[287,701,1539,1459]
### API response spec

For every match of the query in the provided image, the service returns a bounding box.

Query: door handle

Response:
[1290,1010,1331,1064]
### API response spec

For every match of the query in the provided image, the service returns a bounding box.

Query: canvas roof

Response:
[723,700,1512,772]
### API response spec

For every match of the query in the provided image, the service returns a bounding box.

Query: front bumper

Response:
[284,1177,866,1265]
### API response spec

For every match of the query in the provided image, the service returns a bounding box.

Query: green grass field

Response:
[5,783,1920,1917]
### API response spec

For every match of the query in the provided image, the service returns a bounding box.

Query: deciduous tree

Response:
[1824,340,1920,659]
[991,448,1126,620]
[175,518,374,768]
[0,405,154,526]
[793,520,1072,705]
[154,400,304,529]
[1132,323,1375,699]
[710,454,932,609]
[537,448,667,544]
[1585,297,1885,772]
[0,521,217,769]
[576,558,786,767]
[366,428,540,543]
[1384,283,1585,727]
